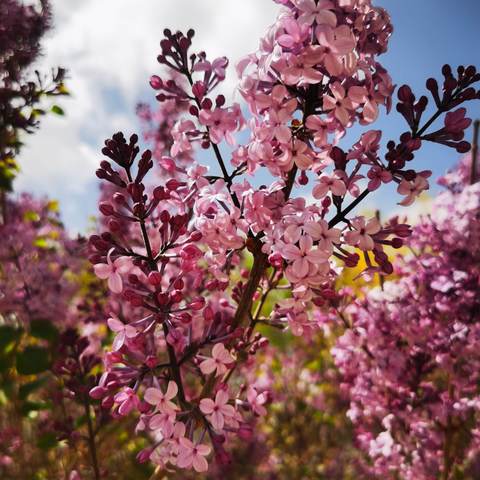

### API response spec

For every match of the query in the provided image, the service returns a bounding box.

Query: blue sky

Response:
[16,0,480,232]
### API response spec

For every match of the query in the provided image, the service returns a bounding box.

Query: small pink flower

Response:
[107,317,137,351]
[93,250,131,294]
[177,438,211,472]
[149,411,176,438]
[305,115,335,148]
[312,171,347,198]
[200,390,236,431]
[277,17,310,48]
[345,217,381,251]
[144,381,179,414]
[247,386,267,416]
[367,166,392,191]
[296,0,337,27]
[199,343,234,377]
[304,220,341,253]
[348,86,380,124]
[397,176,429,206]
[291,139,313,170]
[281,235,329,278]
[323,82,354,126]
[316,25,356,77]
[114,387,140,416]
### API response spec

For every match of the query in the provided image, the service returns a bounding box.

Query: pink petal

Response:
[93,263,112,279]
[192,454,209,473]
[165,381,178,400]
[108,272,123,293]
[199,398,215,415]
[144,388,163,406]
[199,359,216,375]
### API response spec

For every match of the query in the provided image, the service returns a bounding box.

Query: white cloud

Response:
[16,0,280,232]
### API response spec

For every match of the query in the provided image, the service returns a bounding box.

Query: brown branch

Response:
[471,119,479,184]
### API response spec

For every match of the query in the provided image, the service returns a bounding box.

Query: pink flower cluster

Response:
[330,159,480,479]
[0,194,80,327]
[88,0,480,474]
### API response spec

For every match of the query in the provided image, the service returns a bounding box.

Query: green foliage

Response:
[50,105,64,116]
[30,319,59,342]
[16,346,51,375]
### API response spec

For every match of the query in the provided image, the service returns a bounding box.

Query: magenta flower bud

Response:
[312,297,325,307]
[237,423,253,440]
[132,202,145,217]
[166,179,184,191]
[442,64,452,77]
[444,77,457,92]
[203,306,214,321]
[298,170,309,185]
[153,186,169,201]
[188,296,205,311]
[170,290,183,303]
[173,278,184,290]
[160,210,170,223]
[157,292,169,305]
[178,312,192,324]
[381,261,394,274]
[148,271,162,286]
[201,98,212,110]
[192,81,206,100]
[178,36,191,52]
[108,219,121,232]
[106,381,120,390]
[102,396,114,409]
[398,84,414,103]
[394,224,412,237]
[189,105,199,116]
[189,231,202,242]
[149,75,162,90]
[345,253,360,267]
[99,202,115,216]
[391,238,403,248]
[180,244,202,260]
[258,337,269,348]
[89,386,107,399]
[215,449,232,467]
[268,252,283,269]
[321,196,332,208]
[456,141,470,153]
[136,447,153,463]
[215,95,226,107]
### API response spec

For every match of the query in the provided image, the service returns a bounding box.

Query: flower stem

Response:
[83,393,100,480]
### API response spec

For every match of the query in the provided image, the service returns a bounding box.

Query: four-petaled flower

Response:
[144,381,179,414]
[312,171,347,198]
[345,217,381,251]
[177,438,211,472]
[107,317,137,351]
[199,343,235,377]
[94,250,131,293]
[199,390,236,430]
[247,386,268,416]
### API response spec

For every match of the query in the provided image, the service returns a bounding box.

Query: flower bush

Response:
[88,0,480,475]
[1,0,480,478]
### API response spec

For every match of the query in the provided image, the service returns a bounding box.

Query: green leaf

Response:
[16,346,51,375]
[50,105,64,116]
[30,319,59,342]
[20,400,50,416]
[37,432,58,450]
[33,237,49,249]
[0,325,23,353]
[19,377,47,400]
